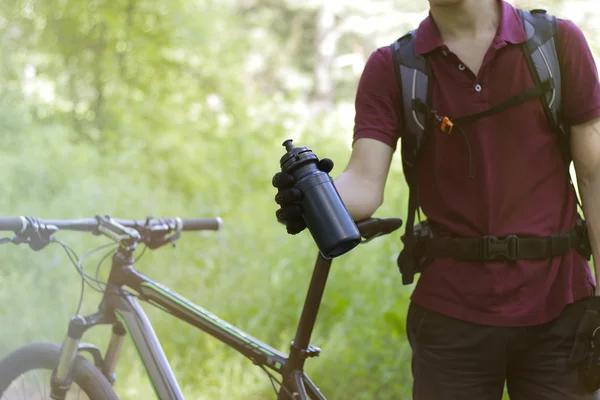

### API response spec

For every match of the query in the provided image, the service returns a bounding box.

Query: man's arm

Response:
[571,117,600,294]
[334,138,394,221]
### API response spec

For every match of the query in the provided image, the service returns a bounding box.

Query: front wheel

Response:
[0,342,118,400]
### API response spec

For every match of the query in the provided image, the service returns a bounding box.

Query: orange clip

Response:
[440,117,454,134]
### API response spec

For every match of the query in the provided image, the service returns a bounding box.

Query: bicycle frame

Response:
[0,215,401,400]
[55,244,330,400]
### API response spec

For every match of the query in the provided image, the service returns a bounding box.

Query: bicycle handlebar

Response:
[0,216,223,233]
[0,214,401,253]
[0,215,222,251]
[0,216,401,241]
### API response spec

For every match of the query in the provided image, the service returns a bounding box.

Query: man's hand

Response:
[272,158,334,235]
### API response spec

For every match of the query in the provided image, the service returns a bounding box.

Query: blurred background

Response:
[0,0,598,399]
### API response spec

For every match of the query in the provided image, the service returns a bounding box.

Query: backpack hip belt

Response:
[421,224,590,262]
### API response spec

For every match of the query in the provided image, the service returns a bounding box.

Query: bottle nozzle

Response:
[282,139,295,152]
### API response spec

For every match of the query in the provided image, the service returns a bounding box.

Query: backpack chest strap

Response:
[412,76,554,135]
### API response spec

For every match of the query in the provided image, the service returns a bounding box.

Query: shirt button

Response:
[475,84,482,92]
[458,64,466,71]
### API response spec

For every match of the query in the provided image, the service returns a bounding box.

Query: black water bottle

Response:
[279,139,361,259]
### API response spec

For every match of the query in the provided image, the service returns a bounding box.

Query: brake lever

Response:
[11,217,58,251]
[141,217,183,249]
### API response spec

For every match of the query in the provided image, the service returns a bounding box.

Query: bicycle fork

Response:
[50,312,126,399]
[103,322,127,384]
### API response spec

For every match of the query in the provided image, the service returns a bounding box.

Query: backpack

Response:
[390,9,587,285]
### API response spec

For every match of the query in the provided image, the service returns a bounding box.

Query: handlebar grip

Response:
[181,217,222,231]
[0,217,27,232]
[356,217,403,238]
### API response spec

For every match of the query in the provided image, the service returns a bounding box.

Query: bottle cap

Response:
[279,139,317,173]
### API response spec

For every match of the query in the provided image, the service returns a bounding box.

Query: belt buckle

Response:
[481,235,519,261]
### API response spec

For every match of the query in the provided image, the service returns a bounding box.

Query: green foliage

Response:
[0,0,598,399]
[0,2,413,398]
[0,112,411,399]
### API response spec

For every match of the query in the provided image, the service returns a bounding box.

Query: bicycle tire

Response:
[0,342,119,400]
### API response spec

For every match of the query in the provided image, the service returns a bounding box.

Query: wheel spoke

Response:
[33,370,44,399]
[20,374,26,399]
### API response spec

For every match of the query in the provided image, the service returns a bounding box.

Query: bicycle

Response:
[0,214,402,399]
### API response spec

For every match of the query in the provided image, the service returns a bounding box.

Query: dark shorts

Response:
[407,300,600,400]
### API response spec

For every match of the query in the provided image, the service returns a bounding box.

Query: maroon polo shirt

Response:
[353,1,600,326]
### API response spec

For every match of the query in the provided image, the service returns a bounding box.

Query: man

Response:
[273,0,600,398]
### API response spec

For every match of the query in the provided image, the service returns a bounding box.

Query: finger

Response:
[275,206,298,222]
[276,205,302,221]
[275,188,302,205]
[276,208,287,223]
[272,172,296,189]
[287,219,306,235]
[317,158,334,173]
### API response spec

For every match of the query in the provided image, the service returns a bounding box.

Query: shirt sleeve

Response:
[352,47,403,150]
[558,19,600,125]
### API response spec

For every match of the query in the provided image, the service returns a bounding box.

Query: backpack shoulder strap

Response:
[389,31,433,179]
[518,9,570,161]
[518,9,582,210]
[389,31,434,285]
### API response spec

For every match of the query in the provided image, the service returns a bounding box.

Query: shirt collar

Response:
[414,0,527,55]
